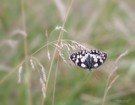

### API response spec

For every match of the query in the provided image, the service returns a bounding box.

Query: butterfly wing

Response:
[70,50,107,70]
[70,50,90,69]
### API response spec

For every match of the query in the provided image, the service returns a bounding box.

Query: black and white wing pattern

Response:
[70,50,107,70]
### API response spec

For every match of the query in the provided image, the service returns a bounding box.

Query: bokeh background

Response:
[0,0,135,105]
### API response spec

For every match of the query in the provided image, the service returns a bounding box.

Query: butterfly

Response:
[70,50,107,70]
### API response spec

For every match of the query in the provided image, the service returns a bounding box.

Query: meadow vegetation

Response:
[0,0,135,105]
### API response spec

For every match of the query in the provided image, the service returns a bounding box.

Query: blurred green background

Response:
[1,0,135,105]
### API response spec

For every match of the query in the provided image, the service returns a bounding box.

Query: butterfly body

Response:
[70,50,107,70]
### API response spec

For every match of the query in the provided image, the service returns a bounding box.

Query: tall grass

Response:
[0,0,135,105]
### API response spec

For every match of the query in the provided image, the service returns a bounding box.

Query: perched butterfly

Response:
[70,50,107,70]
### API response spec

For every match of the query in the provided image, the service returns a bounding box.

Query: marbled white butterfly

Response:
[70,50,107,70]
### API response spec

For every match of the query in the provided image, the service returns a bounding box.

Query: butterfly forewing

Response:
[70,50,107,70]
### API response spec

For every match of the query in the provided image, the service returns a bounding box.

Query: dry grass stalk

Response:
[53,40,92,64]
[57,49,67,63]
[40,78,46,98]
[30,57,47,98]
[54,43,62,49]
[35,58,46,98]
[18,65,23,83]
[30,59,35,70]
[11,29,27,37]
[71,40,87,50]
[54,0,66,22]
[47,50,51,61]
[102,50,128,105]
[55,26,67,32]
[0,39,18,48]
